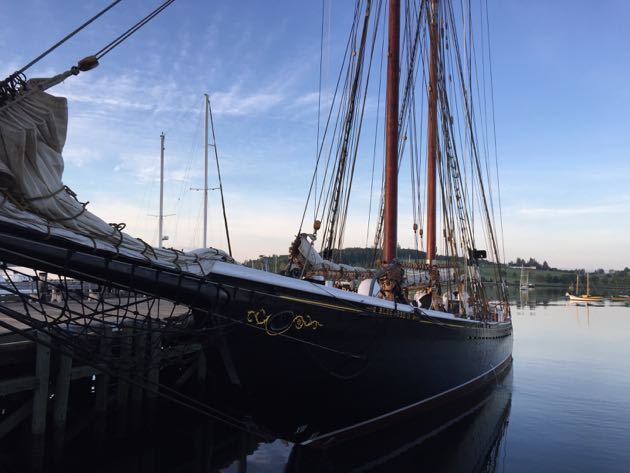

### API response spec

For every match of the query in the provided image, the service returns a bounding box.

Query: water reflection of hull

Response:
[41,405,264,473]
[285,366,513,472]
[39,368,512,473]
[568,300,604,307]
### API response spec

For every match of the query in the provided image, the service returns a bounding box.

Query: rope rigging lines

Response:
[296,0,386,265]
[296,0,508,310]
[11,0,123,77]
[95,0,177,61]
[0,0,178,107]
[0,265,274,436]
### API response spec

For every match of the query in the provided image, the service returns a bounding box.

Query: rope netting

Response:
[0,264,194,337]
[0,264,275,435]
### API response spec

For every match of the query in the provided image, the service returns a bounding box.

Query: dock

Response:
[0,292,209,472]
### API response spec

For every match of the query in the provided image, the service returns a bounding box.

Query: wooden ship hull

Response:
[568,294,603,302]
[0,229,512,443]
[0,0,514,450]
[212,277,513,444]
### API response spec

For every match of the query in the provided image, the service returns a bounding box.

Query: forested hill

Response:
[244,250,630,290]
[243,246,428,271]
[503,257,630,289]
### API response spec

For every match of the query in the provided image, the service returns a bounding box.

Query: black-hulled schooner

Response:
[0,0,512,444]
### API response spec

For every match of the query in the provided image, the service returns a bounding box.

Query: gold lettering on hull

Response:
[246,309,324,336]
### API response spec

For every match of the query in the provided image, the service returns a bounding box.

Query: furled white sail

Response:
[0,76,232,275]
[296,234,372,275]
[295,234,456,287]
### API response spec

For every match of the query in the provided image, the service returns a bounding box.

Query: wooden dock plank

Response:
[0,375,38,395]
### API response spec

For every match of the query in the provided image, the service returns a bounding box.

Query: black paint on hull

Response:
[207,271,513,444]
[286,366,513,472]
[0,229,514,445]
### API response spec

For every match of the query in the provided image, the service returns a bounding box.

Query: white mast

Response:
[207,95,233,257]
[159,132,165,249]
[203,93,209,248]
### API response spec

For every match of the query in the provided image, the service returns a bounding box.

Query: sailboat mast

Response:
[159,132,165,249]
[203,93,209,248]
[576,273,579,294]
[207,97,233,257]
[383,0,400,263]
[426,0,439,264]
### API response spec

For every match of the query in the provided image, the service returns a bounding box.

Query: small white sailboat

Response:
[519,265,535,291]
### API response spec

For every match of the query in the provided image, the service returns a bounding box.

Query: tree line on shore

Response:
[243,249,630,289]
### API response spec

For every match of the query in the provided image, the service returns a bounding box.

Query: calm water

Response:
[5,291,630,473]
[504,291,630,473]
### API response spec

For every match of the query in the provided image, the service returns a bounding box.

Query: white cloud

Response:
[52,67,295,120]
[63,147,102,167]
[210,86,284,116]
[86,187,305,262]
[290,91,334,109]
[519,202,630,217]
[113,152,190,183]
[57,73,177,112]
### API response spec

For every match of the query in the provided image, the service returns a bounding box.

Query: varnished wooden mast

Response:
[426,0,439,264]
[383,0,400,264]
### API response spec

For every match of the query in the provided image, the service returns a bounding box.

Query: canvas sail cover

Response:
[296,235,372,275]
[0,76,233,275]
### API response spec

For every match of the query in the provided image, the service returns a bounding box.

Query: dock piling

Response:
[31,331,50,473]
[147,324,161,400]
[52,346,73,460]
[131,323,147,404]
[96,326,112,413]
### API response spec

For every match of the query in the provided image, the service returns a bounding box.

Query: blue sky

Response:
[1,0,629,270]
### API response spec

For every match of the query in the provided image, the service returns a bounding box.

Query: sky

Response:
[1,0,629,271]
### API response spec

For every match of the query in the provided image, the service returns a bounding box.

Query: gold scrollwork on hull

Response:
[246,309,324,336]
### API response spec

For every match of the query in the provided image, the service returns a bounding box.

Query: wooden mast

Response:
[383,0,400,264]
[426,0,439,264]
[576,273,579,295]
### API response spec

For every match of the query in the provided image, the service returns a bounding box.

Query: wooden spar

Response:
[383,0,400,264]
[426,0,439,264]
[576,273,579,294]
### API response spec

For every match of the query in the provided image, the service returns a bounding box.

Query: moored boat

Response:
[0,0,513,444]
[567,272,602,302]
[206,0,514,443]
